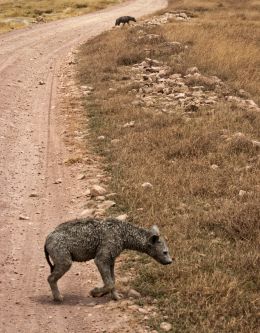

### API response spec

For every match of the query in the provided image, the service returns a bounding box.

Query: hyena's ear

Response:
[149,225,160,244]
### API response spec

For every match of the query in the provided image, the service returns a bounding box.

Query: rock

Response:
[132,100,143,106]
[155,84,165,93]
[141,182,153,189]
[90,185,107,197]
[138,307,149,314]
[39,80,45,85]
[98,200,116,210]
[106,192,117,198]
[179,12,188,19]
[239,190,247,197]
[160,322,172,332]
[19,215,29,220]
[128,289,141,299]
[83,188,91,196]
[252,140,260,148]
[53,178,62,184]
[186,67,199,75]
[80,209,95,218]
[95,196,105,201]
[111,139,120,144]
[29,193,38,197]
[123,121,135,128]
[97,136,105,140]
[77,174,85,180]
[211,164,219,170]
[116,214,128,221]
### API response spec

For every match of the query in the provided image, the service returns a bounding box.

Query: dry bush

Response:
[77,1,260,332]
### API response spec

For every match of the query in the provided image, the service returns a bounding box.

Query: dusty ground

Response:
[0,1,167,332]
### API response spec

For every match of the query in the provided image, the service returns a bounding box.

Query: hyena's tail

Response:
[44,244,54,273]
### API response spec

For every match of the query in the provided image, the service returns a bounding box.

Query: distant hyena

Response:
[44,218,172,302]
[115,16,136,26]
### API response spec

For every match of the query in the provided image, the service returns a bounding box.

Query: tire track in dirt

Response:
[0,1,167,332]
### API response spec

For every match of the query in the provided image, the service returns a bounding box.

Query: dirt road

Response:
[0,1,167,332]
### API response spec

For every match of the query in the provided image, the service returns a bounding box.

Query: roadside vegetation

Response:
[77,0,260,332]
[0,0,121,33]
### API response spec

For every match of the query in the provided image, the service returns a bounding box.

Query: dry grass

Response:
[0,0,121,33]
[165,0,260,103]
[77,1,259,332]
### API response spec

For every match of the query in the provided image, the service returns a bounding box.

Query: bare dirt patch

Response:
[0,1,167,332]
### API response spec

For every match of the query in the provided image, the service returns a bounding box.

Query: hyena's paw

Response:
[111,290,122,301]
[53,294,64,302]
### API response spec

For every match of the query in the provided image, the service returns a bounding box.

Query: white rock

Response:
[141,182,153,189]
[80,209,95,218]
[186,67,199,75]
[97,136,105,140]
[128,289,141,299]
[77,174,85,180]
[138,307,149,314]
[53,178,62,184]
[239,190,247,197]
[116,214,128,221]
[29,193,38,197]
[111,139,120,144]
[252,140,260,147]
[90,185,107,196]
[19,215,30,220]
[211,164,219,170]
[123,121,135,128]
[160,322,172,332]
[83,189,91,196]
[99,200,116,210]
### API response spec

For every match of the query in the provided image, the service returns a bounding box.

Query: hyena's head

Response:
[146,225,173,265]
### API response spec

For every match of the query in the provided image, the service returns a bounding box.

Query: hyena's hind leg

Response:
[47,251,72,302]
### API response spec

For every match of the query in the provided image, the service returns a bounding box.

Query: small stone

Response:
[138,307,149,314]
[128,289,141,299]
[252,140,260,148]
[80,209,95,218]
[90,185,107,197]
[99,200,116,210]
[29,193,38,197]
[116,214,128,221]
[141,182,153,189]
[123,121,135,128]
[83,189,91,196]
[211,164,219,170]
[98,136,105,140]
[53,178,62,184]
[95,196,105,201]
[160,322,172,332]
[111,139,120,144]
[77,174,85,180]
[19,215,30,220]
[132,100,143,106]
[186,67,199,75]
[239,190,247,197]
[39,80,45,85]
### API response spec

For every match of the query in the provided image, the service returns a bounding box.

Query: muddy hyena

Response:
[44,218,173,301]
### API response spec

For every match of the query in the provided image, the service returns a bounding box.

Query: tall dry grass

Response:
[0,0,121,33]
[165,0,260,103]
[77,1,259,332]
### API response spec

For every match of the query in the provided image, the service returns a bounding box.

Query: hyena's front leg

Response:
[91,257,116,299]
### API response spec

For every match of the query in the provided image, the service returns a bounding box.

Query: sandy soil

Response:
[0,1,167,332]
